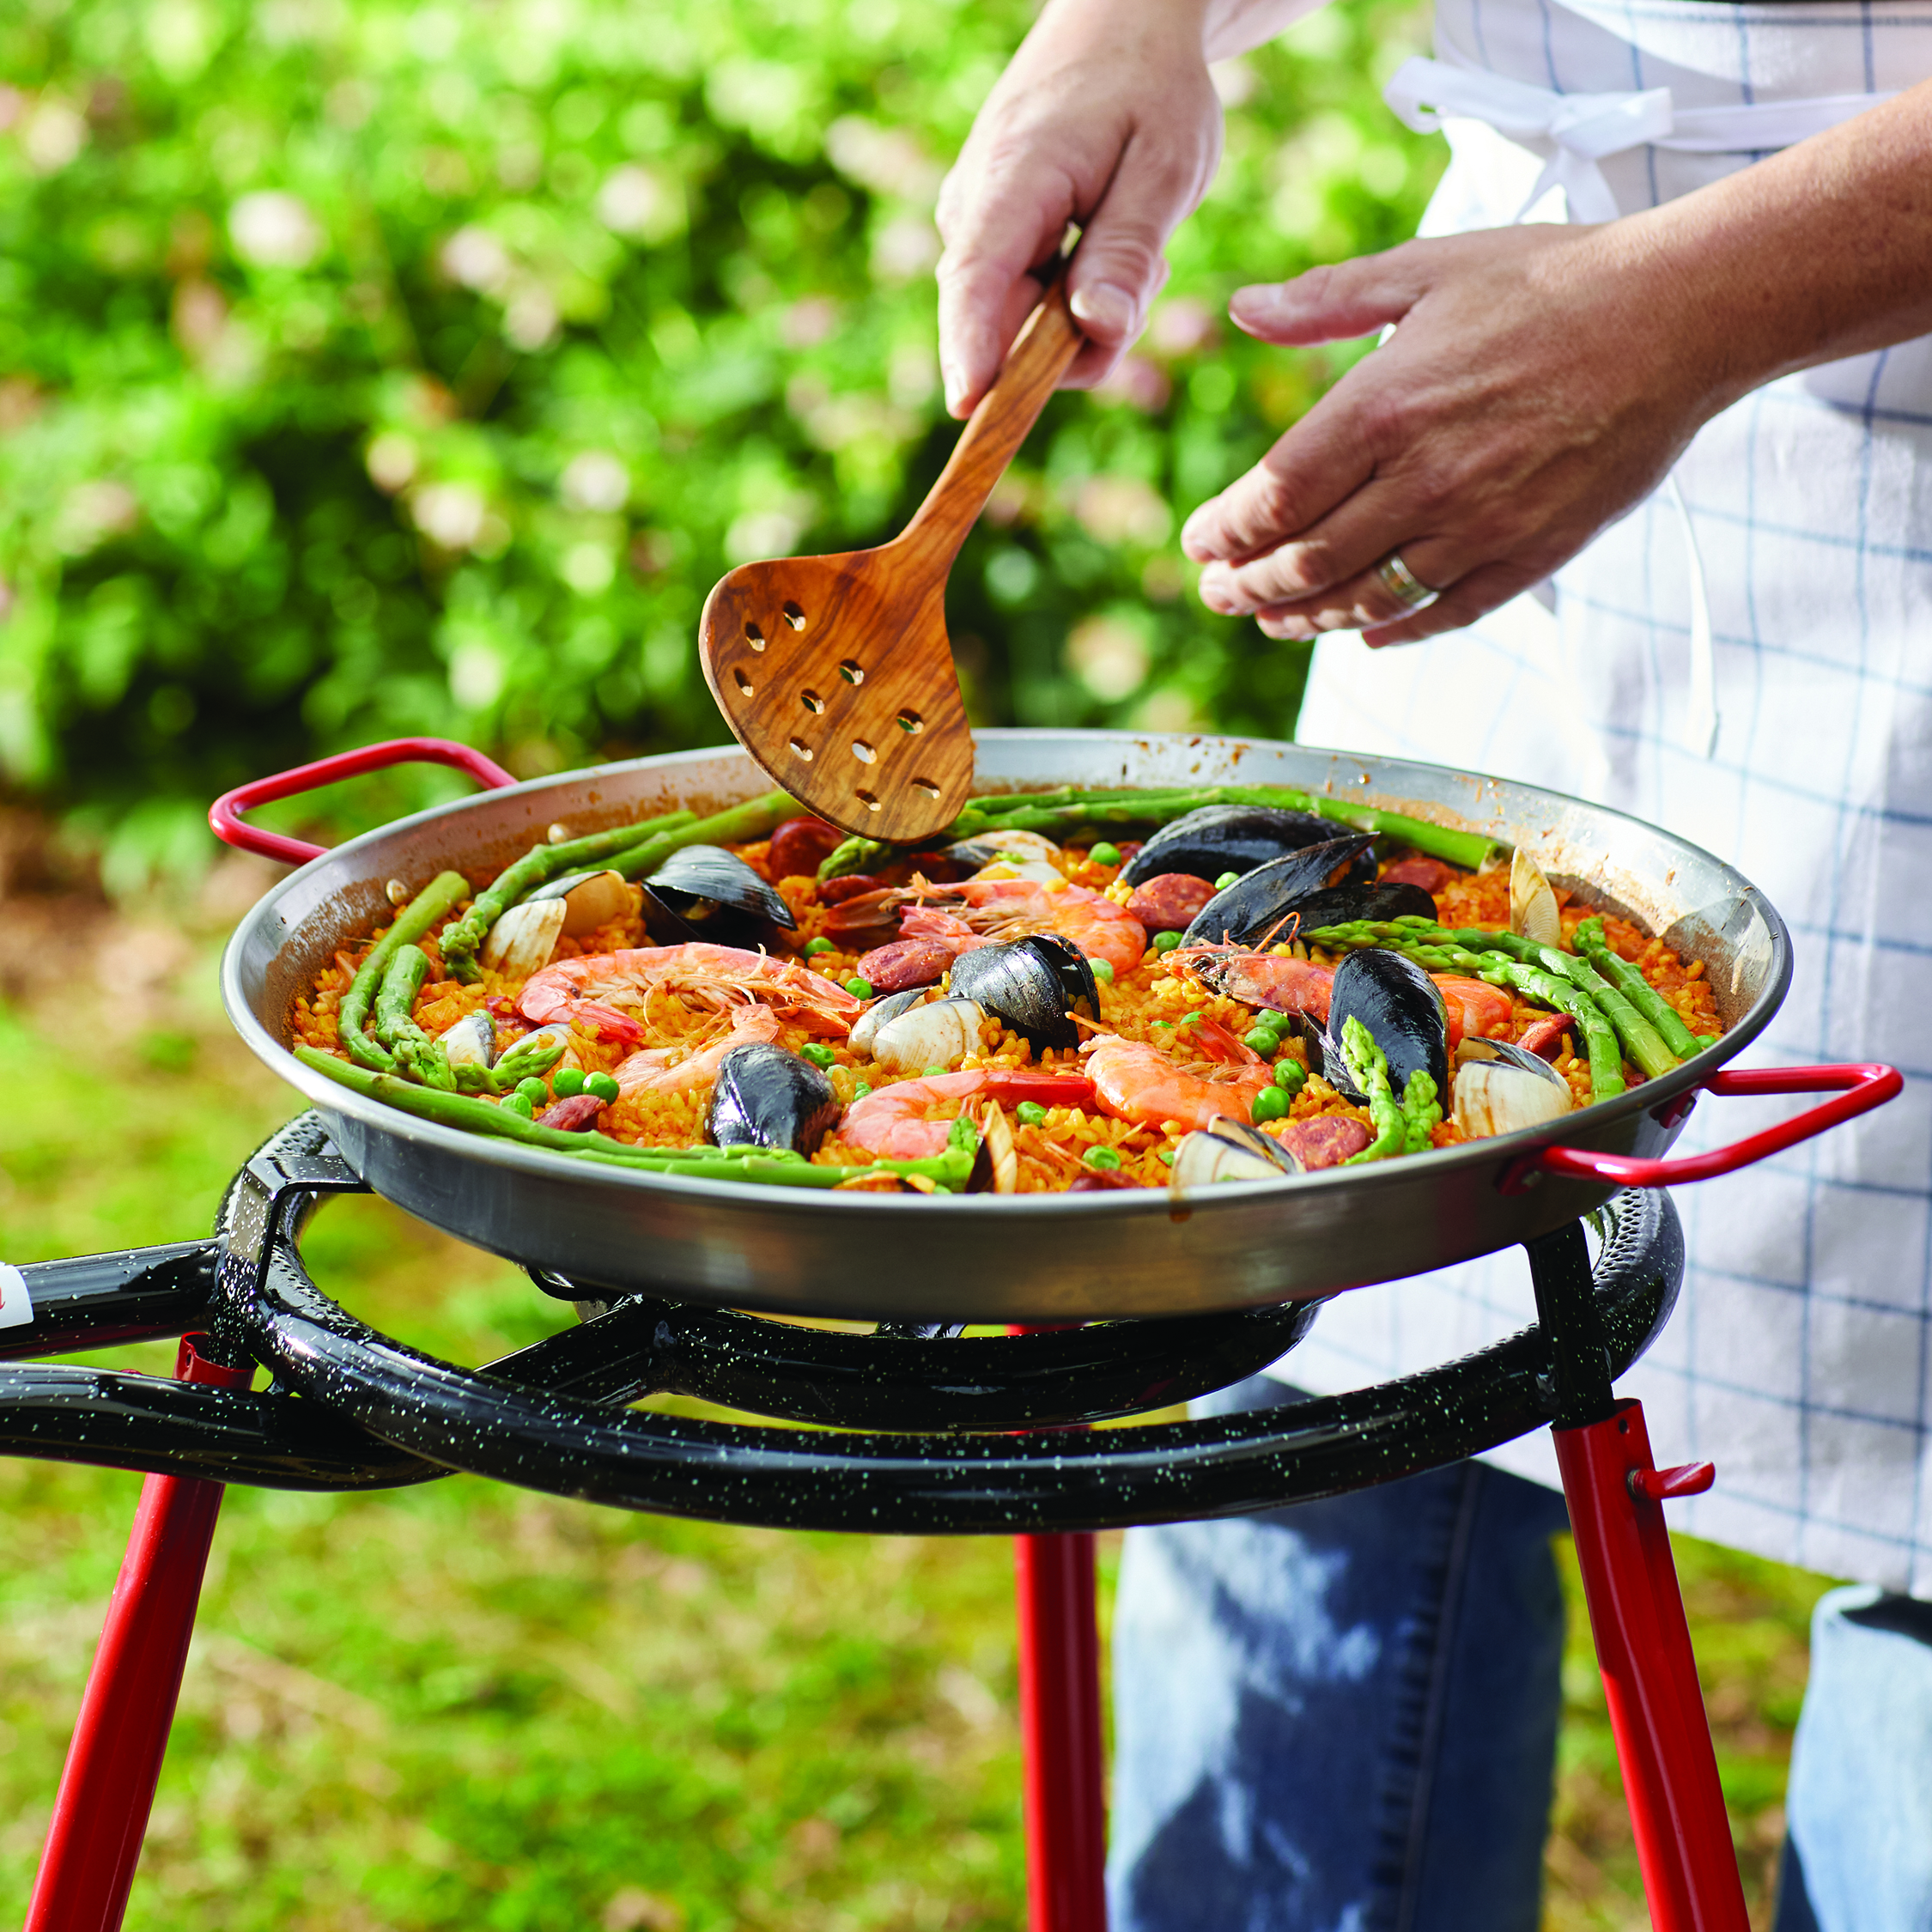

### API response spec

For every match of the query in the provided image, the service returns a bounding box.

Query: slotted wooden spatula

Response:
[699,276,1084,841]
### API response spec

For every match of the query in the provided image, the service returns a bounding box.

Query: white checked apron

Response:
[1285,0,1932,1594]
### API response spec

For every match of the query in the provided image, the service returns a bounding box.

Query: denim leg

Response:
[1108,1376,1571,1932]
[1775,1586,1932,1932]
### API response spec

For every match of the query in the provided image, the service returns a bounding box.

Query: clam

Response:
[868,997,986,1073]
[1179,835,1382,946]
[493,1022,571,1082]
[1169,1117,1305,1187]
[640,844,797,946]
[480,898,567,977]
[1121,805,1377,890]
[849,987,928,1059]
[1452,1059,1572,1139]
[1455,1036,1573,1083]
[946,935,1097,1051]
[441,1010,497,1072]
[1510,849,1562,948]
[945,829,1063,871]
[706,1042,841,1155]
[1321,947,1449,1104]
[529,867,632,937]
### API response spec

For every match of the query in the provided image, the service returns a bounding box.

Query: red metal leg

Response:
[25,1338,252,1932]
[1555,1398,1748,1932]
[1014,1530,1108,1932]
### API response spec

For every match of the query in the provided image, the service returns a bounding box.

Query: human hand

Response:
[1182,223,1735,645]
[934,0,1224,416]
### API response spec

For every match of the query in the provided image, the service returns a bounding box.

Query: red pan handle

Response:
[1501,1062,1903,1194]
[209,738,518,866]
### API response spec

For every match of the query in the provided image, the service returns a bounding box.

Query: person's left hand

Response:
[1182,222,1737,645]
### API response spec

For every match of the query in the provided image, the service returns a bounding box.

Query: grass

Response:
[0,866,1833,1929]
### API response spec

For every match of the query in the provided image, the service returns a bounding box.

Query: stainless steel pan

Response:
[216,730,1896,1322]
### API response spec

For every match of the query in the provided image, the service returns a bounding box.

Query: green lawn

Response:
[0,884,1830,1929]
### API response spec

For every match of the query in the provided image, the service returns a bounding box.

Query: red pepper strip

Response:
[981,1072,1098,1109]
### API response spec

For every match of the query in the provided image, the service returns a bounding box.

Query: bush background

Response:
[1,0,1438,890]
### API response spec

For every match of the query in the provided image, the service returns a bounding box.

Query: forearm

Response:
[1202,0,1332,61]
[1620,78,1932,412]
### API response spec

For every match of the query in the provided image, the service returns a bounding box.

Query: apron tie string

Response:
[1382,51,1893,756]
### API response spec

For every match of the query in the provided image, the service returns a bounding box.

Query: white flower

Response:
[559,451,629,514]
[229,191,324,269]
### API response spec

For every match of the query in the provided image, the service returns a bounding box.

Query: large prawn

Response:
[516,943,859,1047]
[613,1003,783,1097]
[1083,1025,1276,1130]
[892,878,1147,977]
[841,1069,1097,1159]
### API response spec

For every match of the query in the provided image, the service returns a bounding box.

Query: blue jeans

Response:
[1110,1377,1932,1932]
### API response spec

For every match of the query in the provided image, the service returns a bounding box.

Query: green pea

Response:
[805,936,835,957]
[1083,1145,1122,1170]
[552,1066,586,1098]
[1151,931,1182,955]
[1251,1085,1290,1124]
[1090,958,1114,983]
[1274,1060,1307,1092]
[1243,1026,1281,1056]
[921,1063,950,1078]
[1088,841,1121,868]
[1157,1147,1176,1166]
[515,1077,551,1108]
[1181,1011,1201,1027]
[1214,871,1241,891]
[1015,1102,1048,1127]
[853,1082,872,1100]
[845,976,873,999]
[584,1071,620,1103]
[501,1091,534,1119]
[801,1043,836,1068]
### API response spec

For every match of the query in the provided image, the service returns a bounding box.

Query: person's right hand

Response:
[934,0,1225,417]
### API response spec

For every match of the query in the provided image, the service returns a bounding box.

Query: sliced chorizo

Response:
[1125,872,1218,933]
[856,938,955,993]
[1273,1115,1372,1169]
[767,816,847,882]
[1379,855,1452,895]
[536,1093,608,1133]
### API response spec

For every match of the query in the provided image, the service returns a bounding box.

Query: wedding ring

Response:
[1373,551,1438,613]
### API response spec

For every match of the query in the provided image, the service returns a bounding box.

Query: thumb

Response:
[1228,248,1434,346]
[1066,125,1219,357]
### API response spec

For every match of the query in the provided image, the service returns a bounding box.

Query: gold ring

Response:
[1373,551,1438,612]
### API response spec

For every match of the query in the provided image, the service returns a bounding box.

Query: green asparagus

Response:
[336,870,471,1073]
[1573,917,1705,1060]
[293,1047,981,1191]
[371,944,458,1091]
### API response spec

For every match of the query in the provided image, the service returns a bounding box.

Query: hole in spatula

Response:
[788,737,814,762]
[783,602,806,630]
[801,690,824,714]
[911,777,940,799]
[745,622,765,652]
[855,788,882,812]
[732,667,754,696]
[896,709,923,734]
[838,659,864,685]
[852,739,876,763]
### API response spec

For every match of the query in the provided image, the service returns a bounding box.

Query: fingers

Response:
[1180,403,1375,567]
[1250,560,1541,647]
[1227,246,1435,348]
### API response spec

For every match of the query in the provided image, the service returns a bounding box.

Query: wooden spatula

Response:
[698,276,1084,842]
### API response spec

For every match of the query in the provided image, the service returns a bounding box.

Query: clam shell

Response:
[1170,1117,1304,1188]
[480,898,566,977]
[531,868,633,936]
[1510,849,1562,948]
[1452,1060,1572,1139]
[441,1010,496,1071]
[869,998,986,1073]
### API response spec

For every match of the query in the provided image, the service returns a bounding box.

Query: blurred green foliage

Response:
[0,0,1438,885]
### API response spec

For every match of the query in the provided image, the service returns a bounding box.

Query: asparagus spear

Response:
[817,785,1504,880]
[371,945,458,1091]
[293,1047,981,1191]
[439,793,800,981]
[1573,917,1709,1058]
[337,870,471,1073]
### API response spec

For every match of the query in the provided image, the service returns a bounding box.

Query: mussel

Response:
[1181,835,1436,948]
[1321,947,1449,1104]
[639,844,797,946]
[946,935,1098,1051]
[1169,1117,1305,1187]
[1121,805,1377,890]
[706,1042,841,1155]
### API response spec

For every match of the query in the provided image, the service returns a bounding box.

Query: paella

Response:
[289,781,1725,1195]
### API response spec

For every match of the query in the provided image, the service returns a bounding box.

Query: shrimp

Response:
[1172,945,1334,1023]
[893,879,1147,977]
[840,1069,1097,1159]
[516,943,859,1046]
[1433,975,1516,1047]
[1083,1033,1276,1131]
[613,1003,783,1097]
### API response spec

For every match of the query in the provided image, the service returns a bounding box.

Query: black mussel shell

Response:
[1261,879,1439,938]
[1179,835,1376,946]
[1121,805,1377,889]
[705,1042,841,1155]
[646,845,798,931]
[1322,947,1449,1104]
[946,934,1098,1050]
